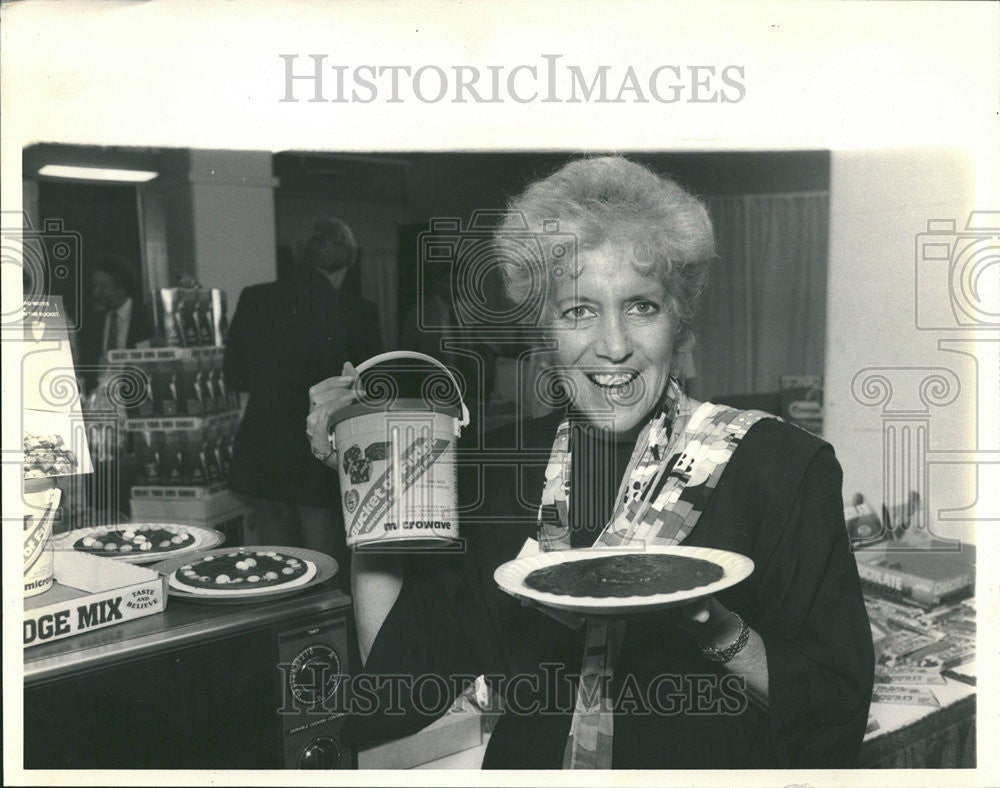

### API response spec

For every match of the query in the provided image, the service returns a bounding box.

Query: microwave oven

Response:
[23,586,356,770]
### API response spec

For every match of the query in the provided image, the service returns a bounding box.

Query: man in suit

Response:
[77,254,154,392]
[73,254,153,522]
[225,217,383,578]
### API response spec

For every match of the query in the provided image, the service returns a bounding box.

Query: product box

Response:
[780,374,823,436]
[845,494,886,548]
[196,290,215,346]
[156,359,181,416]
[151,288,203,347]
[180,428,211,487]
[158,432,185,486]
[357,705,484,769]
[855,549,974,609]
[152,288,183,347]
[134,430,162,486]
[131,487,243,519]
[130,489,250,546]
[181,356,205,416]
[178,290,202,347]
[200,360,215,414]
[23,550,167,649]
[129,385,156,419]
[211,288,228,346]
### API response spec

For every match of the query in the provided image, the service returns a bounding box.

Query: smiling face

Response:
[550,242,678,434]
[90,270,128,312]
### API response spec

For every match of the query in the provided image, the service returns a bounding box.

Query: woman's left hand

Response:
[633,595,743,651]
[674,596,745,650]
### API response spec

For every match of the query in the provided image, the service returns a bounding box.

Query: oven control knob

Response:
[288,644,343,707]
[298,736,342,769]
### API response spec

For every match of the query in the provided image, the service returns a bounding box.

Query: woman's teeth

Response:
[588,371,639,388]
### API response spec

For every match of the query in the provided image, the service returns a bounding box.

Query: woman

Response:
[306,157,874,769]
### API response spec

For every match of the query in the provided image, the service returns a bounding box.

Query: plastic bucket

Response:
[24,479,61,598]
[332,352,469,551]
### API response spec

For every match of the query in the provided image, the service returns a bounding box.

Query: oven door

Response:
[24,609,355,769]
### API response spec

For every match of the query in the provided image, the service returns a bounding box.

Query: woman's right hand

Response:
[306,362,365,468]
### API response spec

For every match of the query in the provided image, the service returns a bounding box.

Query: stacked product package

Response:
[107,288,248,537]
[864,593,975,708]
[130,412,239,488]
[123,347,239,419]
[149,287,228,348]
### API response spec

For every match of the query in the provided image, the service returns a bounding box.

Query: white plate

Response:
[494,545,754,616]
[153,546,339,605]
[50,523,225,564]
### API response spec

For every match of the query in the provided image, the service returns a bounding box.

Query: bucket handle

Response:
[354,351,470,428]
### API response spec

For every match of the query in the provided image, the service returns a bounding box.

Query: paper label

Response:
[871,686,940,707]
[873,666,946,685]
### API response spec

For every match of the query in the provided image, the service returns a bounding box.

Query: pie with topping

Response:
[523,553,725,598]
[169,549,317,596]
[73,524,195,557]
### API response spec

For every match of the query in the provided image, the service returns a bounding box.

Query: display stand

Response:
[107,345,249,546]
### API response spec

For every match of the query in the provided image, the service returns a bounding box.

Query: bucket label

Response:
[24,487,60,597]
[24,504,54,574]
[349,437,451,537]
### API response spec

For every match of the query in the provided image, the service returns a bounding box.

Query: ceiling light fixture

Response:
[37,165,159,183]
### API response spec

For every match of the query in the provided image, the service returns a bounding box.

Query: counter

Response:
[25,583,352,685]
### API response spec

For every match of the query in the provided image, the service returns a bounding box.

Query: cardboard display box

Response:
[130,488,245,520]
[357,705,484,769]
[130,490,250,547]
[24,550,167,649]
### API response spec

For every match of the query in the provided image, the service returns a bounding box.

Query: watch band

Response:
[700,613,751,663]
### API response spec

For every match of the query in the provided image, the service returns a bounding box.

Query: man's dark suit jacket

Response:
[225,267,384,508]
[76,298,154,391]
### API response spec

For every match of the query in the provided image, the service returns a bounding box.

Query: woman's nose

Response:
[596,315,632,361]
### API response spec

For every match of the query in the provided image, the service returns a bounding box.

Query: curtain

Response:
[690,192,829,401]
[360,245,399,350]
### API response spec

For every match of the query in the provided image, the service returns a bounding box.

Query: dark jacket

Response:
[76,298,154,391]
[224,267,383,507]
[349,413,875,769]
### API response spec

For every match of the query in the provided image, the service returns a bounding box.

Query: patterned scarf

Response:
[536,378,773,769]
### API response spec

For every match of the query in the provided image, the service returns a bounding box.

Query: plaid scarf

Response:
[536,379,773,769]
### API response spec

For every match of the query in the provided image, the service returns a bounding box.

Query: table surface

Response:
[407,676,978,770]
[865,667,975,743]
[24,582,351,684]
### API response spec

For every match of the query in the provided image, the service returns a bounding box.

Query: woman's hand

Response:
[306,362,366,468]
[629,595,742,650]
[630,595,769,703]
[665,595,744,651]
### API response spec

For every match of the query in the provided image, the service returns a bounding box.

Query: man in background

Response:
[399,262,496,437]
[72,254,153,523]
[77,254,153,391]
[225,217,382,582]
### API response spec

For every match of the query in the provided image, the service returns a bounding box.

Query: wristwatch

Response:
[700,613,751,663]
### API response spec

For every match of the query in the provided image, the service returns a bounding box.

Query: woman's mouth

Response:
[586,370,640,389]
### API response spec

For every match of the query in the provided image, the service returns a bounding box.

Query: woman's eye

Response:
[562,305,594,320]
[628,301,659,316]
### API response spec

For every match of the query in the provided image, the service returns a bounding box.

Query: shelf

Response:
[106,346,225,363]
[124,409,241,431]
[131,482,230,499]
[131,487,248,522]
